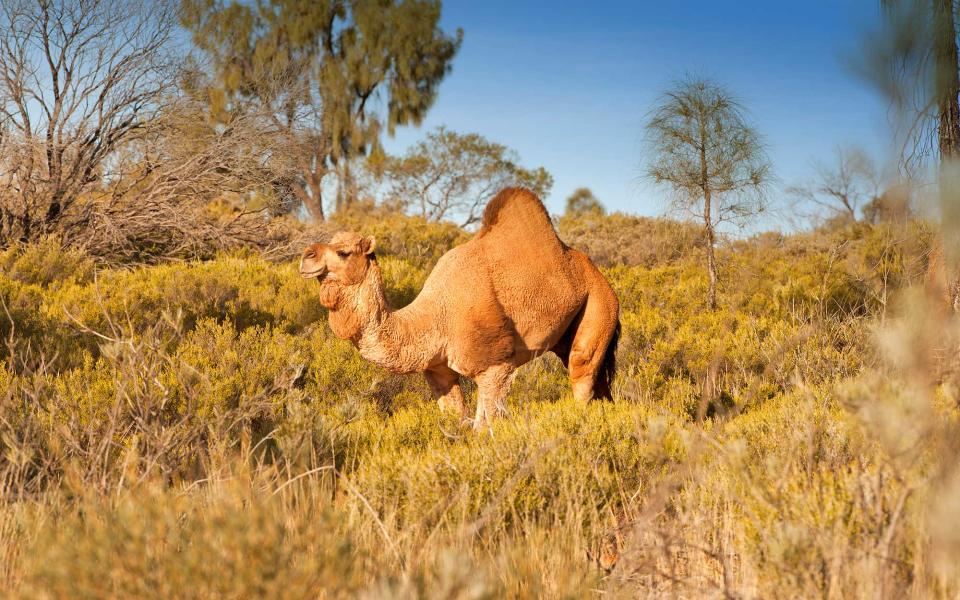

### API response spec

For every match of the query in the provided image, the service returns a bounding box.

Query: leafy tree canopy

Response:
[383,127,553,226]
[181,0,463,220]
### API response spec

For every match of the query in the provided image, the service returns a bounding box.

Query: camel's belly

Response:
[508,292,584,353]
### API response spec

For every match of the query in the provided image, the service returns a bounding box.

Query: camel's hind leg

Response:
[472,364,515,431]
[567,286,620,402]
[425,366,465,420]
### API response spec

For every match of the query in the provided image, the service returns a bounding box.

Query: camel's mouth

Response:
[299,268,328,280]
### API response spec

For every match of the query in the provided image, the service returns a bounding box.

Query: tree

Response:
[565,187,604,215]
[869,1,960,301]
[863,184,914,224]
[181,0,462,221]
[383,127,553,226]
[788,147,879,223]
[0,0,178,244]
[932,0,960,160]
[645,77,771,309]
[868,0,960,168]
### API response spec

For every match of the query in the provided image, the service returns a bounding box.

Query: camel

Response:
[299,187,620,429]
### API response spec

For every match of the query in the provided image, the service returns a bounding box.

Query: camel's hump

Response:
[479,187,556,237]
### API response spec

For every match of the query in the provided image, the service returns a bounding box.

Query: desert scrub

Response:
[47,256,322,341]
[609,257,869,417]
[0,215,956,599]
[346,397,684,531]
[0,277,54,362]
[13,477,370,599]
[0,236,95,289]
[557,211,704,268]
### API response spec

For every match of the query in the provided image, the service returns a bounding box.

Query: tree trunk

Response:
[335,161,356,214]
[704,191,717,310]
[293,167,326,221]
[933,0,960,286]
[699,118,717,310]
[934,0,960,160]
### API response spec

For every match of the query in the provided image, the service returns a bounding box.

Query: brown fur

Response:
[300,188,621,429]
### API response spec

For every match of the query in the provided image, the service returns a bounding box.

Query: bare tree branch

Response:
[788,146,880,224]
[0,0,178,243]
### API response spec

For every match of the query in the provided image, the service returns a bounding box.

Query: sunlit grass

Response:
[0,217,958,598]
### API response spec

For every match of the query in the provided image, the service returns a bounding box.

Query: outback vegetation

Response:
[1,0,960,599]
[1,204,956,598]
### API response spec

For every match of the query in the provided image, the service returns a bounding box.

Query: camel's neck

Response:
[327,264,437,373]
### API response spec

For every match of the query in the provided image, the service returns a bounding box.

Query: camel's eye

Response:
[336,250,350,259]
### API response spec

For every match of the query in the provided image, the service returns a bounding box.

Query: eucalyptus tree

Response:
[645,77,771,309]
[181,0,462,220]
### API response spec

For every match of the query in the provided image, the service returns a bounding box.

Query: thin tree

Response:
[932,0,960,160]
[788,147,879,223]
[871,1,960,307]
[181,0,462,221]
[645,77,771,309]
[869,0,960,167]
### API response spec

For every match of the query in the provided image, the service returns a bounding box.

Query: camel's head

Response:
[299,232,377,290]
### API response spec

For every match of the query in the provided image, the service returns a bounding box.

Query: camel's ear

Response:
[362,236,376,256]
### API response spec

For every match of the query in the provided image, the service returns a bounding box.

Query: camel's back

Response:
[473,188,586,347]
[476,188,564,250]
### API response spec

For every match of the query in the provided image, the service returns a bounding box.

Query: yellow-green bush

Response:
[0,236,94,288]
[1,215,958,599]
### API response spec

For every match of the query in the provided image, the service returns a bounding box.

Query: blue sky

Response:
[380,1,890,226]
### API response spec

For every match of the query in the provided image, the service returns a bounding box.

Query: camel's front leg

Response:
[425,366,465,421]
[473,364,515,431]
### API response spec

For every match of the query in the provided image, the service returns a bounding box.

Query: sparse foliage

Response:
[383,127,553,226]
[789,147,880,223]
[645,77,771,309]
[72,101,301,263]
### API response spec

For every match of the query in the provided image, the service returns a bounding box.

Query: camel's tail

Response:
[592,320,620,400]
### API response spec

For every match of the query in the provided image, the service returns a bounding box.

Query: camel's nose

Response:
[299,246,328,279]
[299,262,328,279]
